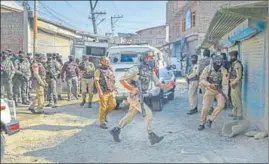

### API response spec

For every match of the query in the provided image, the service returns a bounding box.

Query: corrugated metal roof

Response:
[201,1,268,48]
[0,1,23,12]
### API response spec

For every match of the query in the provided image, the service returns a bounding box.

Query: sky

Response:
[25,1,167,36]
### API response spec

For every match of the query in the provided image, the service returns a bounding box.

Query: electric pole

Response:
[89,0,106,34]
[110,15,123,37]
[22,0,29,53]
[33,0,38,54]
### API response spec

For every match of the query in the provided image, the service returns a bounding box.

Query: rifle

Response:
[136,78,146,117]
[207,77,231,107]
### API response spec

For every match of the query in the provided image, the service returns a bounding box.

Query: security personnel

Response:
[228,51,243,120]
[45,53,61,107]
[94,57,116,129]
[109,51,175,145]
[75,57,82,97]
[79,55,95,108]
[198,55,229,131]
[61,55,80,101]
[186,54,199,115]
[56,54,63,100]
[0,50,15,100]
[13,52,32,105]
[197,49,211,95]
[28,53,48,114]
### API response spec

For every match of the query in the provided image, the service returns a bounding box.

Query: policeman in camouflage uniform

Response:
[13,52,32,105]
[94,57,116,129]
[197,49,211,95]
[56,54,63,100]
[198,55,229,131]
[186,54,199,115]
[228,51,243,120]
[0,50,15,100]
[61,55,80,101]
[79,55,95,108]
[109,51,175,145]
[28,53,48,114]
[45,53,61,107]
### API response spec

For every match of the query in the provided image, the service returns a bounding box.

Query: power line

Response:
[64,1,86,17]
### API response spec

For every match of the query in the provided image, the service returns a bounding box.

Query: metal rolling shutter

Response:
[241,31,265,120]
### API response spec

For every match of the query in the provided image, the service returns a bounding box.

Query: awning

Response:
[220,27,258,48]
[229,27,258,41]
[201,1,268,49]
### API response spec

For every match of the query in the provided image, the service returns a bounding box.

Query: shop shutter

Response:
[241,31,265,120]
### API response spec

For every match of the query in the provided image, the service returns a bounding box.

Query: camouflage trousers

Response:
[13,78,29,102]
[29,85,45,111]
[1,78,13,100]
[47,78,57,104]
[118,95,153,134]
[66,76,78,99]
[56,77,62,95]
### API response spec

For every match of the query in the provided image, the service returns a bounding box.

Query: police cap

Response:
[229,50,238,57]
[191,54,198,61]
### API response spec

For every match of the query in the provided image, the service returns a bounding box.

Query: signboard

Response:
[185,9,191,30]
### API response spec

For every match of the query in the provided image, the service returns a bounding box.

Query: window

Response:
[120,54,137,63]
[86,46,105,56]
[192,11,196,27]
[185,9,191,30]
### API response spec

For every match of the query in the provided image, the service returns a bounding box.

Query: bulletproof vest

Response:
[99,66,115,93]
[31,62,46,85]
[138,65,152,92]
[18,59,31,78]
[80,61,95,79]
[229,60,243,80]
[65,61,77,78]
[1,59,12,78]
[198,57,210,75]
[207,68,222,88]
[46,60,58,79]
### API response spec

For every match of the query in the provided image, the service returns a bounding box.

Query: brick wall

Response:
[1,12,24,53]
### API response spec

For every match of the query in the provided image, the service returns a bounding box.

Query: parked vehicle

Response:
[107,44,168,111]
[0,98,20,161]
[170,56,182,77]
[159,67,176,101]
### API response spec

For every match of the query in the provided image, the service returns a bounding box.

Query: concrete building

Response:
[166,1,242,75]
[126,25,166,48]
[201,1,268,132]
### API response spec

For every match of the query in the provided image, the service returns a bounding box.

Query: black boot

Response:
[28,108,36,114]
[88,102,92,108]
[52,96,58,108]
[110,127,121,142]
[198,124,205,131]
[148,132,164,145]
[187,107,198,115]
[22,100,30,105]
[206,120,213,128]
[80,99,86,106]
[100,123,108,129]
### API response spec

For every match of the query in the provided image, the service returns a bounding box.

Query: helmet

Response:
[212,55,223,66]
[229,50,238,58]
[47,53,53,59]
[34,53,47,62]
[203,49,210,57]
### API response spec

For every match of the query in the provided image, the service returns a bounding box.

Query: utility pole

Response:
[22,0,29,53]
[110,15,123,37]
[33,0,38,54]
[89,0,106,34]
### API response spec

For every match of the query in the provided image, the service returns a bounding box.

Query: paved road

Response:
[2,80,268,163]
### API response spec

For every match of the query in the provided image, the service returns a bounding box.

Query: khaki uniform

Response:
[186,64,199,110]
[117,66,160,133]
[29,62,47,111]
[199,65,229,125]
[94,68,116,124]
[80,61,95,102]
[229,61,243,117]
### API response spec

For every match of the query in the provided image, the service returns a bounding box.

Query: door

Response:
[241,31,265,120]
[75,46,84,59]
